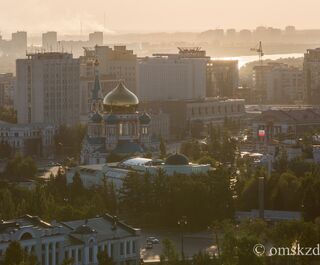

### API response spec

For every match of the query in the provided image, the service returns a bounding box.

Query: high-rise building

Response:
[0,73,15,107]
[11,31,27,56]
[94,45,137,93]
[206,60,239,98]
[16,52,80,125]
[254,62,303,103]
[79,46,137,117]
[303,48,320,104]
[42,31,58,51]
[137,47,209,101]
[88,31,103,46]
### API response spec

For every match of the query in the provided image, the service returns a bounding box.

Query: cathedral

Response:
[81,61,151,164]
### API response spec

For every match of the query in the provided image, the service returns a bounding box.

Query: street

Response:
[140,229,217,262]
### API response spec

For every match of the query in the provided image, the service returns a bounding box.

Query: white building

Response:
[0,214,141,265]
[16,52,80,126]
[137,48,209,101]
[0,121,55,157]
[67,154,211,190]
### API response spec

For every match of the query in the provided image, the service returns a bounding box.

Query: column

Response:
[75,247,78,265]
[108,243,111,257]
[84,246,89,265]
[45,243,49,265]
[52,242,56,265]
[93,245,98,264]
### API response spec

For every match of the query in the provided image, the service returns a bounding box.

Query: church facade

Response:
[81,61,151,165]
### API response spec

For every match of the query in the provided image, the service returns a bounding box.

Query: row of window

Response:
[190,104,243,116]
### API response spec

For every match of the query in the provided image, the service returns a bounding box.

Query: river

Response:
[211,53,304,68]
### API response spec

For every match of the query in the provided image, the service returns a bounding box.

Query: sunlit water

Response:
[211,53,304,68]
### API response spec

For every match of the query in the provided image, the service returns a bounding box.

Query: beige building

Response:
[206,60,239,98]
[141,98,245,139]
[253,62,303,104]
[16,52,80,126]
[79,46,137,118]
[137,48,209,101]
[0,73,15,107]
[304,48,320,104]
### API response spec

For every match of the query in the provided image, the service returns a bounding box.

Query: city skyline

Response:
[1,0,320,34]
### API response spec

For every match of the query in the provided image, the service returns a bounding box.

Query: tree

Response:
[159,136,167,158]
[160,239,179,265]
[61,258,74,265]
[192,252,218,265]
[69,171,85,203]
[0,188,15,219]
[97,249,114,265]
[0,106,17,123]
[4,155,37,180]
[4,241,24,265]
[0,142,12,159]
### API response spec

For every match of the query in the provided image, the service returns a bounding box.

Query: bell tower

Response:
[90,59,103,113]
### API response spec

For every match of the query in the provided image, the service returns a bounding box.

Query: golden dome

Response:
[103,80,139,113]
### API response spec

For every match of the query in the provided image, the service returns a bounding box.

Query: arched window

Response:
[20,232,33,240]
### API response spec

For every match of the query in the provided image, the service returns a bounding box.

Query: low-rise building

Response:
[0,214,140,265]
[141,98,245,139]
[0,121,55,157]
[67,154,211,190]
[252,108,320,143]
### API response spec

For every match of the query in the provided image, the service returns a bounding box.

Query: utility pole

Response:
[177,216,188,260]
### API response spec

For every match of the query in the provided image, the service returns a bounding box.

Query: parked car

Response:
[147,237,160,244]
[145,242,153,249]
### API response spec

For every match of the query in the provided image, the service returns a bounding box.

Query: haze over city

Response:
[3,1,320,265]
[1,0,320,34]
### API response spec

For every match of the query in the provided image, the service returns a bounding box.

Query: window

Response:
[78,249,82,262]
[120,242,124,256]
[126,241,130,255]
[142,127,148,135]
[89,247,93,263]
[132,241,136,253]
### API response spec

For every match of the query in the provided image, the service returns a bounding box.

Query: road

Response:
[140,229,217,262]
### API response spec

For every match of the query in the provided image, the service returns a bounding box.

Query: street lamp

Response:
[177,216,188,260]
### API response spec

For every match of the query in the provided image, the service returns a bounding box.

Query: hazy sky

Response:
[1,0,320,34]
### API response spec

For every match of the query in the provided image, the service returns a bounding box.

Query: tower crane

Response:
[250,41,264,65]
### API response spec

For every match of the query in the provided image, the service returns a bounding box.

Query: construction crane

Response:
[250,41,264,65]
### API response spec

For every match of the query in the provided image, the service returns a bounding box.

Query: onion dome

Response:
[104,114,118,124]
[165,153,189,165]
[91,112,103,123]
[103,80,139,113]
[73,224,96,234]
[139,113,151,124]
